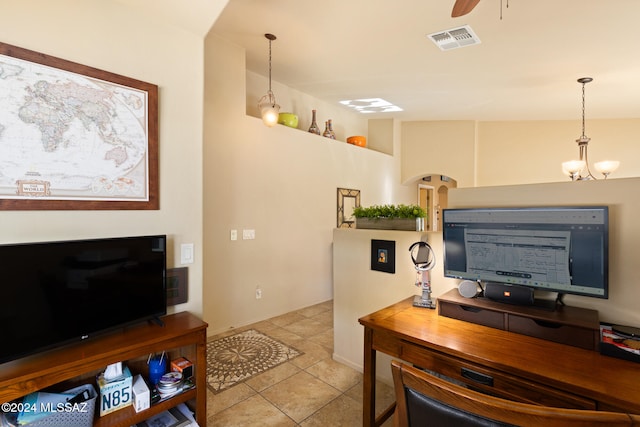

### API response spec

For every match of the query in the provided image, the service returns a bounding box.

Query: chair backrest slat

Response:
[391,360,634,427]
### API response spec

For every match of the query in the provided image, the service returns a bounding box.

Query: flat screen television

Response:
[442,206,608,304]
[0,235,167,364]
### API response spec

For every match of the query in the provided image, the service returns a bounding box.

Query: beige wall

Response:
[402,118,640,187]
[203,35,415,335]
[367,119,395,155]
[0,0,205,316]
[401,121,477,186]
[477,119,640,186]
[333,229,456,383]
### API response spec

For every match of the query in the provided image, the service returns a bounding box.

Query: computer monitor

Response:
[442,206,609,301]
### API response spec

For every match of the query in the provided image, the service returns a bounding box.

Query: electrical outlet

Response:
[230,229,237,241]
[255,287,262,299]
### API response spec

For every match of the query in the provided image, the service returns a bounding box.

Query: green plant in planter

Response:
[352,204,426,219]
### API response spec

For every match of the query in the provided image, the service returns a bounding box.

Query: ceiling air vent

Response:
[427,25,481,51]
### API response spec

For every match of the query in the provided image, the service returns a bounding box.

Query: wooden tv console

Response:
[0,312,207,427]
[359,296,640,427]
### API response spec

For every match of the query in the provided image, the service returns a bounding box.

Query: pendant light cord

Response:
[500,0,509,20]
[258,33,279,126]
[268,36,273,94]
[264,33,277,104]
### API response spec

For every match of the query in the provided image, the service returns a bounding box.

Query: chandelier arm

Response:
[580,143,596,180]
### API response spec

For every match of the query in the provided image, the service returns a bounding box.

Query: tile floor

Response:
[206,300,395,426]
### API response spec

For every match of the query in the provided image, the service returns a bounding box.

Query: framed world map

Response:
[0,42,158,210]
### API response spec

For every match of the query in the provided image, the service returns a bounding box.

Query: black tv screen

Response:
[0,235,167,364]
[442,206,608,299]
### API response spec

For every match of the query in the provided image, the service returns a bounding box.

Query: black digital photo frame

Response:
[371,239,396,274]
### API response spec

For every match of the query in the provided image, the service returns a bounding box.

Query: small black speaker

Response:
[485,283,534,305]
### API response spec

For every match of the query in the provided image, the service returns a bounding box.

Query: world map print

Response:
[0,52,149,201]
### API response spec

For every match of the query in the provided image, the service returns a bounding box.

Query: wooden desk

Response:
[359,297,640,427]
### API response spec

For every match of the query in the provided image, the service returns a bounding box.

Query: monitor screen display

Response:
[442,206,608,299]
[0,235,167,364]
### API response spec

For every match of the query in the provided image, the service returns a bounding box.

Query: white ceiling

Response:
[209,0,640,122]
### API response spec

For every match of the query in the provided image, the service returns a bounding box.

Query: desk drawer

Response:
[508,315,598,351]
[399,340,596,410]
[438,301,505,329]
[372,331,403,358]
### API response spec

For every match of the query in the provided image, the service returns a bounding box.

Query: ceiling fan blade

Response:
[451,0,481,17]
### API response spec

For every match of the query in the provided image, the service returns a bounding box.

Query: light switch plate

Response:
[180,243,194,264]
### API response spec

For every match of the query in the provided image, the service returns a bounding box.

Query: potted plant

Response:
[352,204,427,231]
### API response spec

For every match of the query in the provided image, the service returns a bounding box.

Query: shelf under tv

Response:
[0,311,207,427]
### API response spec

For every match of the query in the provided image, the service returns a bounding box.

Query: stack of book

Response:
[136,403,195,427]
[600,323,640,363]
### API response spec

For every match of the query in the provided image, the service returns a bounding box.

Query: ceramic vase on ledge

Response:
[323,121,331,138]
[327,119,336,139]
[308,109,320,135]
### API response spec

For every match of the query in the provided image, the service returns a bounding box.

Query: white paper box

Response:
[132,374,150,413]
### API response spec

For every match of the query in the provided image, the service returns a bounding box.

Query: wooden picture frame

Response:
[371,239,396,274]
[337,188,360,228]
[167,267,188,306]
[0,42,158,210]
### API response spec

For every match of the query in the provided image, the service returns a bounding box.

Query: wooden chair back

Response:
[391,360,634,427]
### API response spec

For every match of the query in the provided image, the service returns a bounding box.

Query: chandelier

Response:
[257,33,280,127]
[562,77,620,180]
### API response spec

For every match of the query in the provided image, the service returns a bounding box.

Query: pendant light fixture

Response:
[562,77,620,180]
[258,33,280,127]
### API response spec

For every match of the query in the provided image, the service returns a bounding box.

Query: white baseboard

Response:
[332,352,395,387]
[332,353,363,373]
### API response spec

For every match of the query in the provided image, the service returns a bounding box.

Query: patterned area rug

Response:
[206,329,302,393]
